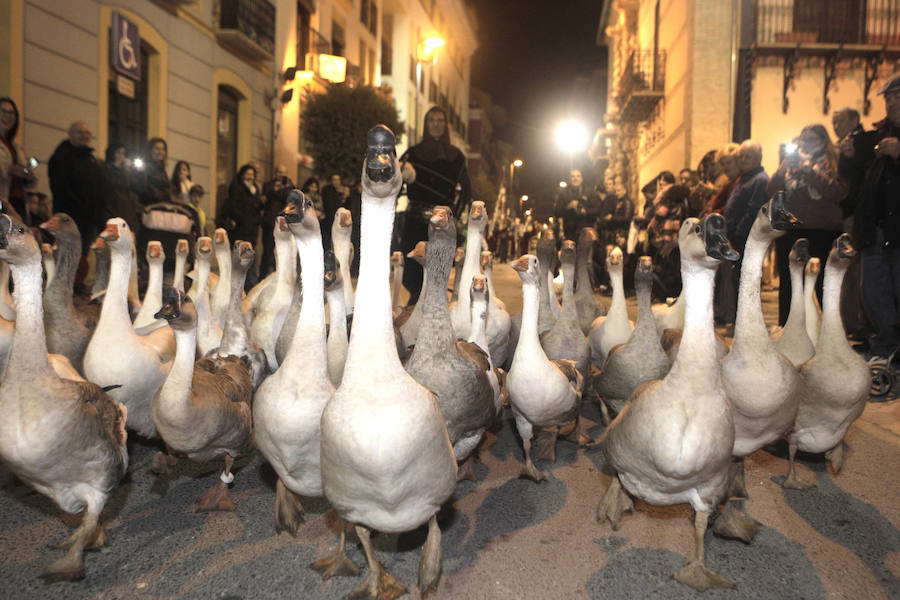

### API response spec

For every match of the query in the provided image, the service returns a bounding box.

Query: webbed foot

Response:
[534,428,557,463]
[311,543,359,580]
[348,567,407,600]
[274,478,304,535]
[41,552,86,582]
[518,460,546,483]
[195,481,235,511]
[596,477,633,530]
[673,561,735,591]
[782,472,816,490]
[712,503,759,543]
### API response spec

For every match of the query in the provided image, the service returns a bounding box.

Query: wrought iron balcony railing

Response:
[619,49,666,122]
[753,0,900,46]
[217,0,276,62]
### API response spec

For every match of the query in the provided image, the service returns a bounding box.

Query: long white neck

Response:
[215,245,232,290]
[453,224,484,335]
[804,269,821,344]
[274,233,296,297]
[6,259,53,377]
[468,296,490,357]
[344,194,404,380]
[667,263,718,383]
[575,245,594,302]
[733,230,773,350]
[173,253,187,293]
[326,283,348,386]
[158,326,197,415]
[516,279,546,361]
[190,256,215,330]
[333,233,354,314]
[782,261,807,335]
[138,259,164,319]
[99,245,135,329]
[817,258,849,354]
[282,231,327,373]
[607,264,628,323]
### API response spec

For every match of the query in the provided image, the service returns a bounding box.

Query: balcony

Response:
[300,28,332,72]
[619,50,666,123]
[216,0,276,63]
[753,0,900,46]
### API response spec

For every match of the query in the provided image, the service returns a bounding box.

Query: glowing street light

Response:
[512,158,523,168]
[520,194,529,202]
[559,180,567,188]
[556,120,588,153]
[418,36,446,63]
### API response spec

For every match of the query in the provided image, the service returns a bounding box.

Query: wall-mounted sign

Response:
[111,12,140,81]
[318,54,347,83]
[116,74,135,99]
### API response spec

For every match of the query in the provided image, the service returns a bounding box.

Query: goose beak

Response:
[154,289,183,321]
[793,238,810,263]
[339,209,352,228]
[100,223,119,241]
[280,189,305,223]
[148,242,162,259]
[277,216,289,232]
[215,229,227,245]
[39,216,60,233]
[365,124,397,183]
[638,255,653,272]
[90,237,107,251]
[472,274,486,292]
[608,252,621,266]
[836,233,856,258]
[177,239,189,255]
[471,203,484,220]
[238,241,254,261]
[808,258,821,274]
[480,251,491,268]
[770,191,801,231]
[702,214,740,262]
[561,240,576,257]
[430,207,449,229]
[41,243,52,256]
[511,256,530,273]
[197,237,212,254]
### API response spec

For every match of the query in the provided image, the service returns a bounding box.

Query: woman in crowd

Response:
[139,137,171,206]
[102,143,141,232]
[0,97,36,222]
[218,163,262,287]
[171,160,193,204]
[768,123,847,325]
[704,143,741,216]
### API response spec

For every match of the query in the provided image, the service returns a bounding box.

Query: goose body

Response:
[541,241,591,382]
[507,254,582,481]
[250,217,296,370]
[324,251,348,387]
[0,216,127,579]
[84,219,172,438]
[39,214,92,371]
[505,233,559,369]
[132,241,167,335]
[597,215,738,591]
[592,256,669,420]
[450,201,488,340]
[320,127,456,597]
[589,247,633,367]
[405,207,497,475]
[772,238,815,367]
[152,288,252,509]
[804,258,822,345]
[721,194,801,459]
[574,227,604,334]
[188,237,223,356]
[785,235,870,487]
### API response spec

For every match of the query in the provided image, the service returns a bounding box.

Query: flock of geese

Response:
[0,125,873,597]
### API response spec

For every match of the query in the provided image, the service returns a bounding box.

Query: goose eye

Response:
[761,205,768,215]
[694,225,701,235]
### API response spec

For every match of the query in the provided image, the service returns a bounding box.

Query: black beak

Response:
[154,288,183,321]
[280,189,305,224]
[836,233,856,258]
[770,191,801,231]
[324,250,339,286]
[793,238,810,262]
[365,125,396,183]
[702,214,740,262]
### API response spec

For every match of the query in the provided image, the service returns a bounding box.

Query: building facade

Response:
[0,0,476,221]
[599,0,900,216]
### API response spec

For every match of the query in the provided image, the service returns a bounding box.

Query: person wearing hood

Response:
[398,106,471,304]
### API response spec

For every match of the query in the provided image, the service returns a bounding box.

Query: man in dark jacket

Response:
[49,121,103,289]
[847,74,900,359]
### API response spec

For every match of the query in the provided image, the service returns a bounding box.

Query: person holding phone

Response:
[0,97,37,222]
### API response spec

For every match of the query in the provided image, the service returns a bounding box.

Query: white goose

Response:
[0,215,127,579]
[84,219,173,438]
[450,201,488,340]
[89,237,110,302]
[772,238,815,367]
[320,126,456,597]
[187,236,222,356]
[210,228,232,329]
[507,254,583,482]
[719,194,801,536]
[480,250,511,366]
[589,246,633,367]
[250,216,296,370]
[596,214,738,591]
[804,257,822,346]
[331,206,355,315]
[132,241,167,335]
[784,234,870,489]
[172,239,189,293]
[468,274,503,418]
[324,250,348,387]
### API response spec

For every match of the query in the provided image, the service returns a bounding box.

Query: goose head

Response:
[480,250,494,271]
[469,201,488,232]
[98,218,134,253]
[39,212,81,247]
[214,228,230,253]
[324,250,343,291]
[408,241,427,266]
[428,206,457,260]
[390,251,404,269]
[829,233,856,265]
[536,233,557,270]
[527,235,540,255]
[789,238,810,265]
[635,255,653,285]
[333,207,352,243]
[154,287,196,330]
[175,239,189,260]
[196,236,212,262]
[470,273,488,305]
[511,254,540,285]
[231,240,255,273]
[687,214,740,267]
[274,214,293,243]
[806,257,821,278]
[559,240,577,267]
[146,241,164,266]
[0,213,39,265]
[754,190,800,238]
[281,189,320,240]
[362,125,401,198]
[607,246,624,275]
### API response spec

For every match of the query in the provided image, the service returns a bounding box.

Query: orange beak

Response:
[177,239,189,254]
[511,256,530,273]
[430,208,448,228]
[472,274,486,291]
[215,229,226,245]
[480,251,491,268]
[197,237,212,253]
[100,223,119,241]
[39,216,60,233]
[471,204,484,219]
[90,237,107,251]
[148,242,162,259]
[41,242,53,255]
[239,241,254,258]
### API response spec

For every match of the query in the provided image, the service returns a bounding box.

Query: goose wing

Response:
[551,358,583,393]
[456,340,492,372]
[194,355,253,407]
[72,381,129,471]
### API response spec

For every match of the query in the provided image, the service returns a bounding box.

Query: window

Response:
[297,1,311,67]
[332,21,345,57]
[381,15,393,75]
[217,86,239,191]
[368,2,377,36]
[360,0,368,26]
[108,42,150,157]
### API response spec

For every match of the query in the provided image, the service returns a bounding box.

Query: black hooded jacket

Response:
[48,140,102,234]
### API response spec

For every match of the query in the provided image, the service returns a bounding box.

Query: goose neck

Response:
[219,261,249,353]
[608,266,627,319]
[518,280,543,350]
[45,238,79,308]
[558,261,578,325]
[325,286,347,339]
[173,256,186,293]
[468,297,489,354]
[668,264,718,379]
[274,235,295,292]
[818,260,847,347]
[215,247,231,288]
[537,256,554,326]
[783,262,806,331]
[415,241,455,353]
[634,276,655,332]
[575,248,593,297]
[733,232,771,347]
[99,246,134,326]
[283,233,326,367]
[145,260,163,303]
[344,194,403,377]
[7,259,53,377]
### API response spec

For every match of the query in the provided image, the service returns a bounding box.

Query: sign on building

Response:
[111,12,140,81]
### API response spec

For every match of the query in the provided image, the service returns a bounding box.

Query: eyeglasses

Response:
[0,109,15,116]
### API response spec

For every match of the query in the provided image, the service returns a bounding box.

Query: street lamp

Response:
[413,36,445,145]
[559,180,567,189]
[509,158,524,217]
[555,120,588,169]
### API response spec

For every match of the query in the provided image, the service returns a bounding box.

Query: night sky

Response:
[469,0,606,209]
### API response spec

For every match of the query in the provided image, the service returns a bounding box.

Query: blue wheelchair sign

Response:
[111,12,140,81]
